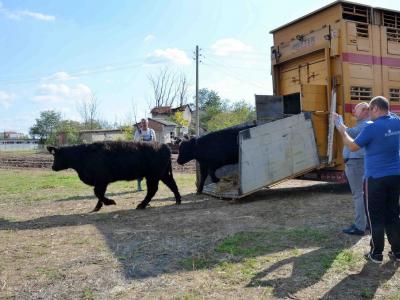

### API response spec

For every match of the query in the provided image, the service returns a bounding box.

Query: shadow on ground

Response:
[2,181,394,299]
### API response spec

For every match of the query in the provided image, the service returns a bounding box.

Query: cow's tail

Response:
[168,159,173,177]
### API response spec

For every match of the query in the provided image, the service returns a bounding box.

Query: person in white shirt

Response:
[133,118,156,191]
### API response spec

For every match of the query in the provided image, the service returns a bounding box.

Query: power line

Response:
[0,58,147,85]
[203,56,268,90]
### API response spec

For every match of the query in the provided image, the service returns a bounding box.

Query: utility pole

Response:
[195,45,200,190]
[195,45,200,137]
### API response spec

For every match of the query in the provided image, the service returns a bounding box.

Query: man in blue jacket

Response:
[335,96,400,264]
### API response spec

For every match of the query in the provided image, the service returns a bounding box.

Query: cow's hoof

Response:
[136,203,147,209]
[104,199,116,206]
[176,200,181,205]
[196,191,203,195]
[90,207,101,213]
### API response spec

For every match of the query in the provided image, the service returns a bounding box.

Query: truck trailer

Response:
[203,0,400,198]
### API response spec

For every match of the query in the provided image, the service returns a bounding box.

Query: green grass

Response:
[36,267,64,280]
[330,249,360,270]
[0,149,42,156]
[0,169,195,203]
[176,228,336,285]
[82,287,94,300]
[361,287,374,299]
[179,256,215,270]
[215,228,328,257]
[0,169,86,195]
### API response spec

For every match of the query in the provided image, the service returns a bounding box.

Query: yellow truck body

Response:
[267,0,400,181]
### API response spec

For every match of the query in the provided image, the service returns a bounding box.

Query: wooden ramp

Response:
[202,113,320,199]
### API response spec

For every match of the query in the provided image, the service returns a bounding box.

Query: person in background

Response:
[335,96,400,264]
[333,102,369,236]
[133,118,156,191]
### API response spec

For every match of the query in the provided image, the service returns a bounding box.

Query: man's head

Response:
[368,96,389,121]
[353,102,369,121]
[140,118,148,130]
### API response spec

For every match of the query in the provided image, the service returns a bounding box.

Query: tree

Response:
[170,111,189,127]
[29,110,62,143]
[198,88,223,111]
[56,120,83,145]
[77,93,101,130]
[196,88,228,130]
[207,100,255,132]
[148,68,189,108]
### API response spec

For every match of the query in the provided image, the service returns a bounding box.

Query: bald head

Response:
[353,102,369,121]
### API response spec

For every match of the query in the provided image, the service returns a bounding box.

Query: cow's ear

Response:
[47,146,57,155]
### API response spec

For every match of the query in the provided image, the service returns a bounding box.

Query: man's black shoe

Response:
[342,224,364,236]
[388,251,400,262]
[364,252,383,264]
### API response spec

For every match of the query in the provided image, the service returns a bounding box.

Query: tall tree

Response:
[198,88,223,111]
[56,120,84,145]
[29,110,62,143]
[148,68,189,108]
[77,93,101,130]
[197,88,228,130]
[207,100,255,132]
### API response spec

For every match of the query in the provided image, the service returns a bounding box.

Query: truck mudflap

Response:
[202,113,321,199]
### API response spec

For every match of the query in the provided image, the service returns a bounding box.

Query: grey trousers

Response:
[345,159,367,231]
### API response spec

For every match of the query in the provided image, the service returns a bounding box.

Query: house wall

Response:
[182,107,192,124]
[80,131,125,143]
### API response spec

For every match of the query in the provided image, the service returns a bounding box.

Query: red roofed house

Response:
[150,104,192,125]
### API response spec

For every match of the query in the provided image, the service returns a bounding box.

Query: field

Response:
[1,161,400,299]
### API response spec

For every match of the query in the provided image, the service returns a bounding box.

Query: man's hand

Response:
[332,112,346,134]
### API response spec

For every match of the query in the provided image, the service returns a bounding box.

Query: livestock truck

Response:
[203,0,400,198]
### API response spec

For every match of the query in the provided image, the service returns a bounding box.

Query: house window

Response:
[389,88,400,102]
[350,86,372,101]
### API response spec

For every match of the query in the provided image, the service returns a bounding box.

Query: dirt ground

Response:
[0,164,399,299]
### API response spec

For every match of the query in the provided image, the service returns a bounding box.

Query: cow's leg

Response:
[93,184,116,212]
[197,163,208,194]
[136,178,159,209]
[92,185,105,212]
[209,168,220,183]
[161,172,181,205]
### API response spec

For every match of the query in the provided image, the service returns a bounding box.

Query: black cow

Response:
[177,123,256,193]
[47,141,181,212]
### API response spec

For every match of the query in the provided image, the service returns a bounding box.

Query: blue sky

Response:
[0,0,398,134]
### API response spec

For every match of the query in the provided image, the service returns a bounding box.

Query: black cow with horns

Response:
[177,123,256,193]
[47,141,181,212]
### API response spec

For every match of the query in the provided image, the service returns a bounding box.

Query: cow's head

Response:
[177,138,196,165]
[47,146,69,171]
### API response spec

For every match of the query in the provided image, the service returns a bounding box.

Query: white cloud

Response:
[43,71,76,82]
[145,48,191,65]
[0,3,55,22]
[144,34,155,43]
[0,90,14,108]
[17,10,55,21]
[32,83,92,103]
[211,38,253,56]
